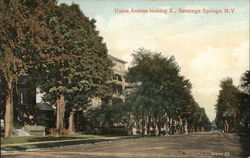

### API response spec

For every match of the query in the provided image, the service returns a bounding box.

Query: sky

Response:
[59,0,249,121]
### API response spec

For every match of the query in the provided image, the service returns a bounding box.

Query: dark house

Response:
[13,74,55,131]
[13,74,37,128]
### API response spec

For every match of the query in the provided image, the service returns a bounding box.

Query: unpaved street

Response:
[2,132,249,158]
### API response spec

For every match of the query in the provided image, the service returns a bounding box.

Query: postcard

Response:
[0,0,249,157]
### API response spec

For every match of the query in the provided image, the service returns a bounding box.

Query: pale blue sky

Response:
[58,0,249,121]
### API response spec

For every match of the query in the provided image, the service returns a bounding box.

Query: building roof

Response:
[36,103,54,111]
[108,54,127,64]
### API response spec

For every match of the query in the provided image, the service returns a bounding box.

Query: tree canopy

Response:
[215,73,250,133]
[0,1,113,137]
[120,48,210,135]
[0,0,62,138]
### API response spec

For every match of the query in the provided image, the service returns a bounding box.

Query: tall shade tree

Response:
[88,48,211,136]
[238,70,250,133]
[188,102,211,132]
[0,0,62,138]
[125,48,193,136]
[0,70,7,120]
[215,78,240,132]
[215,71,250,134]
[38,3,113,134]
[240,70,250,93]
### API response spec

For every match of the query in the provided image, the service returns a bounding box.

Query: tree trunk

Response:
[60,95,65,132]
[165,116,169,134]
[157,117,161,136]
[224,119,229,133]
[67,111,75,135]
[4,80,13,138]
[184,119,188,134]
[147,116,151,136]
[108,122,110,136]
[152,118,157,136]
[141,114,145,137]
[99,122,102,132]
[56,94,65,135]
[56,96,61,134]
[168,117,172,135]
[224,120,226,133]
[170,118,174,135]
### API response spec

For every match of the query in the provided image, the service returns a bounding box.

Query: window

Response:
[20,93,24,104]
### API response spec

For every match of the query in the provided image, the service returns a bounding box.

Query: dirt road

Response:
[2,132,249,158]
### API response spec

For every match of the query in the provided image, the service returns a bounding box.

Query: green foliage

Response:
[188,104,211,131]
[38,3,113,109]
[126,48,192,119]
[0,0,61,137]
[34,113,48,126]
[124,48,211,133]
[215,78,240,131]
[88,105,118,126]
[1,0,113,135]
[240,70,250,93]
[238,71,250,134]
[30,3,114,133]
[214,74,250,133]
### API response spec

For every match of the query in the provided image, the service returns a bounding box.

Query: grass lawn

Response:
[0,134,132,151]
[1,134,116,145]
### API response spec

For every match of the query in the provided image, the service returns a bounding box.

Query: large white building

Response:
[91,54,132,106]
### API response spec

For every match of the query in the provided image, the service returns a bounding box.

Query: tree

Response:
[215,72,250,134]
[0,0,61,138]
[238,71,250,134]
[188,103,211,132]
[0,70,7,120]
[215,78,240,132]
[124,83,156,136]
[125,48,193,136]
[37,3,113,134]
[240,70,250,93]
[87,102,122,135]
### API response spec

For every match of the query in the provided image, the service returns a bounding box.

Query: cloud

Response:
[93,5,249,121]
[190,47,224,71]
[189,41,249,120]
